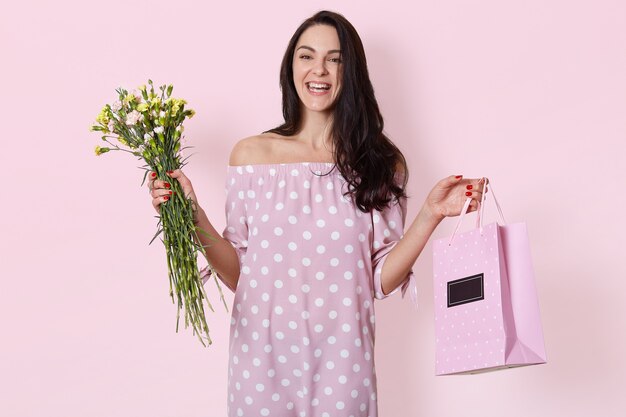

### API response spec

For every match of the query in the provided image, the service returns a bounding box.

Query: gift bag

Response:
[432,179,547,375]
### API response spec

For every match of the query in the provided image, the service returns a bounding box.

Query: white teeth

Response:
[307,82,330,90]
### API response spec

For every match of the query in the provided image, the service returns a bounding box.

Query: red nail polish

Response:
[466,185,473,190]
[465,191,472,196]
[164,195,170,201]
[455,175,462,179]
[151,172,157,178]
[167,170,174,174]
[169,191,173,195]
[164,182,171,188]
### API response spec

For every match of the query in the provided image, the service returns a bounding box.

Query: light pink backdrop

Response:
[1,0,624,416]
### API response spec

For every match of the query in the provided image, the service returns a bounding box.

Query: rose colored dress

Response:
[208,162,415,417]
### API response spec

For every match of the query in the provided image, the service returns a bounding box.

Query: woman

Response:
[149,10,485,417]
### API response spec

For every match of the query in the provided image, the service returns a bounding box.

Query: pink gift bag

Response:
[432,179,547,375]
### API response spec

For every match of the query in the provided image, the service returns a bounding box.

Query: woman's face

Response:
[292,24,343,114]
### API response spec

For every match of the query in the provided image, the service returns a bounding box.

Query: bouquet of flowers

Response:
[90,80,226,347]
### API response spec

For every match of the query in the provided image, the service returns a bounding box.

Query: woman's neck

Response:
[297,108,334,151]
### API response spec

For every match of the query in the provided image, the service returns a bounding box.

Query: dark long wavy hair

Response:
[264,10,408,212]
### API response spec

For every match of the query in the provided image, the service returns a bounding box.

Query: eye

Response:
[328,57,342,63]
[299,54,312,60]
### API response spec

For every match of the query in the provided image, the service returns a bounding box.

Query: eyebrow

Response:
[296,45,341,54]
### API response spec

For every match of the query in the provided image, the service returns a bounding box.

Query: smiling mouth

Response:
[306,82,331,92]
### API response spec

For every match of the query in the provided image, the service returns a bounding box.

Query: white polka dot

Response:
[290,344,300,353]
[336,401,345,410]
[315,298,324,307]
[328,206,337,214]
[274,280,283,288]
[329,284,338,293]
[261,240,269,248]
[288,268,297,277]
[290,191,298,199]
[272,393,280,401]
[302,337,310,346]
[237,408,243,416]
[312,398,320,407]
[247,190,255,199]
[288,242,298,251]
[384,228,391,237]
[289,294,298,303]
[302,310,310,319]
[358,233,366,242]
[316,245,326,254]
[278,355,287,363]
[249,279,257,288]
[262,292,270,302]
[274,227,283,236]
[261,409,269,416]
[353,363,361,372]
[274,253,283,262]
[326,182,334,190]
[286,402,294,410]
[329,310,338,319]
[281,379,290,387]
[357,260,365,269]
[344,218,354,227]
[262,319,270,328]
[314,324,324,333]
[303,180,311,189]
[365,352,371,361]
[313,372,321,381]
[342,323,351,332]
[302,258,311,266]
[241,318,248,327]
[256,383,265,392]
[344,271,353,280]
[315,194,323,203]
[316,219,326,228]
[303,205,312,214]
[288,215,297,224]
[294,368,303,377]
[315,271,325,280]
[275,306,283,315]
[303,231,312,240]
[338,375,347,384]
[243,370,250,379]
[242,266,251,275]
[351,389,358,398]
[302,284,310,293]
[328,336,337,344]
[324,386,333,395]
[363,378,371,386]
[326,361,335,370]
[238,191,244,200]
[330,258,339,266]
[265,192,273,200]
[341,349,349,358]
[289,321,298,330]
[331,231,340,240]
[373,214,381,223]
[245,165,254,173]
[275,202,284,210]
[343,297,352,306]
[278,180,286,188]
[264,344,272,353]
[244,395,252,404]
[345,245,354,253]
[253,357,261,366]
[354,339,362,347]
[290,169,299,176]
[389,220,397,229]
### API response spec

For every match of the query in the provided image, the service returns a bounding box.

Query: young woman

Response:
[149,10,485,417]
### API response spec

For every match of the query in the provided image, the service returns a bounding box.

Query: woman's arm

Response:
[380,175,486,295]
[149,170,241,291]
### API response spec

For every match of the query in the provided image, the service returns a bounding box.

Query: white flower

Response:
[112,101,122,112]
[107,120,116,132]
[154,126,164,134]
[125,110,143,126]
[175,125,184,132]
[144,133,152,141]
[159,111,166,118]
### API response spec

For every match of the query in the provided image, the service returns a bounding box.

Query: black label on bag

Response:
[447,273,484,307]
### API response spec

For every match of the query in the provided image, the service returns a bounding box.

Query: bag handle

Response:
[448,177,506,246]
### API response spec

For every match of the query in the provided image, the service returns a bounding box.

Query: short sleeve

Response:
[371,194,417,304]
[201,171,248,291]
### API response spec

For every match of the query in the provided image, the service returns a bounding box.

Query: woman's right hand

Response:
[148,169,199,215]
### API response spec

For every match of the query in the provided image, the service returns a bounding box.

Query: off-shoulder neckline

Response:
[227,161,335,168]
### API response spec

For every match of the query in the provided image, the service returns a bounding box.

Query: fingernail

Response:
[164,195,170,201]
[151,172,157,178]
[465,191,472,196]
[167,170,174,175]
[455,175,462,179]
[169,191,173,195]
[466,185,473,190]
[164,182,171,188]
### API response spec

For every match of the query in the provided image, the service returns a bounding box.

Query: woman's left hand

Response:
[424,175,487,222]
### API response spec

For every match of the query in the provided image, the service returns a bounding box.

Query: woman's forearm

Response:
[380,203,442,295]
[194,207,240,291]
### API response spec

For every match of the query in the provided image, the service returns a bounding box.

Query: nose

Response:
[312,58,329,76]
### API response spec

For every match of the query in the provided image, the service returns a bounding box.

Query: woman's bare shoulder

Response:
[229,132,287,166]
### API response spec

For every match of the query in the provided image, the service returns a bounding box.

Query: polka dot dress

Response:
[215,162,415,417]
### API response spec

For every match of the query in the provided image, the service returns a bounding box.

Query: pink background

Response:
[1,0,624,416]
